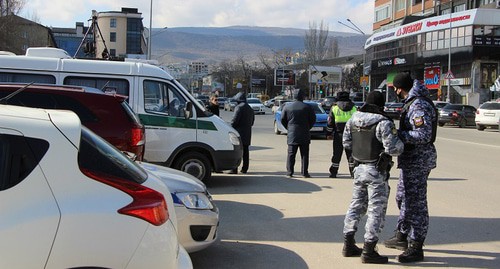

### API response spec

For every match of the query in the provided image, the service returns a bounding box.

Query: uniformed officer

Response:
[328,91,357,178]
[342,91,404,264]
[384,72,437,263]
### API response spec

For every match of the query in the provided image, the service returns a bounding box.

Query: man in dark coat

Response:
[206,93,219,116]
[230,91,255,174]
[280,89,316,178]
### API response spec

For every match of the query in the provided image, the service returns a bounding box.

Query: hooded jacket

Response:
[231,92,255,146]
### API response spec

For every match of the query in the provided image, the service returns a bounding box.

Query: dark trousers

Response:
[331,131,354,175]
[241,145,249,172]
[287,144,309,176]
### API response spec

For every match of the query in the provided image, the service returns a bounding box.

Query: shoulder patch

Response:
[414,116,424,127]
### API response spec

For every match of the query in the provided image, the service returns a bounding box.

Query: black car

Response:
[384,103,404,119]
[320,96,337,112]
[438,104,477,128]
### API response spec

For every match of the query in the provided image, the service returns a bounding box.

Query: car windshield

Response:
[306,103,325,114]
[443,104,463,110]
[480,102,500,110]
[248,99,261,104]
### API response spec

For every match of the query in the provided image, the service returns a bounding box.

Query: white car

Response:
[0,105,192,269]
[247,97,266,114]
[139,162,219,253]
[475,101,500,131]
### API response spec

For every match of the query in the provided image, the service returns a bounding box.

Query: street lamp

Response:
[148,0,153,60]
[338,19,367,101]
[446,1,453,102]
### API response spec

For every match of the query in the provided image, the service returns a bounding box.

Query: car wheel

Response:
[174,152,212,181]
[438,122,445,127]
[274,121,281,135]
[476,124,485,131]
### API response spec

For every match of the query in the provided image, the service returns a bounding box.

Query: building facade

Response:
[368,0,500,103]
[51,22,89,58]
[0,15,56,55]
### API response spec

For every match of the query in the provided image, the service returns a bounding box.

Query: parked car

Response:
[438,104,477,127]
[433,101,451,111]
[274,101,328,137]
[217,96,227,108]
[384,102,405,119]
[264,98,275,108]
[197,95,210,106]
[320,96,337,112]
[0,105,192,269]
[475,101,500,131]
[0,83,146,160]
[247,97,266,115]
[224,98,237,111]
[272,99,290,114]
[139,162,219,253]
[0,83,217,253]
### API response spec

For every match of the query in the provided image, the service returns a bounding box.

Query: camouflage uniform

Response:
[343,108,404,242]
[395,79,437,242]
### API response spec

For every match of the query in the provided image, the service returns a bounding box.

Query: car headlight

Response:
[229,131,241,146]
[173,192,214,210]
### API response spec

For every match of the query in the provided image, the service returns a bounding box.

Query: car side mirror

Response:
[184,101,193,119]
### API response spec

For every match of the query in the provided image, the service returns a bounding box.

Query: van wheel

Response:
[174,152,211,181]
[476,124,485,131]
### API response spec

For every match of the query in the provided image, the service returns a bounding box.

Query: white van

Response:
[0,48,242,181]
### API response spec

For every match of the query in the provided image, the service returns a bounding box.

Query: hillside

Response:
[150,26,367,64]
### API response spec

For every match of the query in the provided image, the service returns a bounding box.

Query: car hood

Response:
[137,162,206,193]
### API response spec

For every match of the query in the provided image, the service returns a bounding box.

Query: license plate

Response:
[311,127,323,131]
[484,113,495,117]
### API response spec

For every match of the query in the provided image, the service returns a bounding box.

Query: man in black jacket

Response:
[230,91,255,174]
[281,89,316,178]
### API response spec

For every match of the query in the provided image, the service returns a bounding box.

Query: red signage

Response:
[424,67,441,89]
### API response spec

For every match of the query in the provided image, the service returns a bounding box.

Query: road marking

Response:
[437,137,500,149]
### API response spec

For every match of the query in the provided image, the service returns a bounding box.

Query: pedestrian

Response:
[383,72,438,263]
[341,91,404,264]
[328,91,357,178]
[280,89,316,178]
[229,91,255,174]
[206,93,219,116]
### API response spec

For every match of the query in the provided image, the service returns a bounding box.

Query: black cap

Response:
[366,91,385,108]
[393,72,413,90]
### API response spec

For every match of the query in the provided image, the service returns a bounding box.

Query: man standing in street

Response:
[281,89,316,178]
[384,72,437,263]
[328,91,357,178]
[206,93,219,116]
[230,90,255,174]
[342,91,404,264]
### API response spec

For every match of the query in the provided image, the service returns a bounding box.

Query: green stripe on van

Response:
[139,114,217,131]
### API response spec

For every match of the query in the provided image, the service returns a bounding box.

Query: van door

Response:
[139,79,196,163]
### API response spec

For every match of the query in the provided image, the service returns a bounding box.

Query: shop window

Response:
[481,63,498,89]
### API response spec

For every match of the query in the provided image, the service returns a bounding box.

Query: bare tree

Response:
[304,20,330,64]
[325,38,339,59]
[0,0,24,16]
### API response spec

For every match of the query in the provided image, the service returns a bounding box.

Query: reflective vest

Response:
[331,105,357,123]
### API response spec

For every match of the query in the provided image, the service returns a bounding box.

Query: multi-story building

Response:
[51,22,89,58]
[367,0,500,103]
[94,8,146,59]
[0,15,56,55]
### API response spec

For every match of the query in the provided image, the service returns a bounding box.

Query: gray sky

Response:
[23,0,374,34]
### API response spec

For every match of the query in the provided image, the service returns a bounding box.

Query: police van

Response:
[0,48,242,181]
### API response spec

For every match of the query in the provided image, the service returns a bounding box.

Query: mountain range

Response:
[149,26,367,65]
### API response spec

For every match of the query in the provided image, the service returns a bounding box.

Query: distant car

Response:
[272,99,290,114]
[350,92,364,101]
[0,105,191,269]
[274,101,328,137]
[384,102,404,119]
[320,96,337,112]
[475,101,500,131]
[264,98,275,108]
[247,97,266,114]
[433,101,451,111]
[353,101,365,110]
[438,104,477,127]
[217,97,227,108]
[224,98,237,111]
[197,95,209,106]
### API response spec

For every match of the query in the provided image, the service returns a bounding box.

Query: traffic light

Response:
[319,89,323,94]
[365,86,370,92]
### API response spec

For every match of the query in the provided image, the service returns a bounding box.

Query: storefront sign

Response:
[473,36,500,46]
[424,66,441,89]
[378,59,392,67]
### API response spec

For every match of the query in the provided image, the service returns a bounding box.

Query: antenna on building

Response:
[74,10,110,59]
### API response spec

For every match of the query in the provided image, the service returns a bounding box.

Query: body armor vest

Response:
[351,122,384,163]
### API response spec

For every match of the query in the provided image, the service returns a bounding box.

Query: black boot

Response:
[384,230,408,250]
[329,165,337,178]
[342,232,362,257]
[398,240,424,263]
[361,241,388,264]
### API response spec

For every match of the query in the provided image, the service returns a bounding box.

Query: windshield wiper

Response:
[0,82,35,104]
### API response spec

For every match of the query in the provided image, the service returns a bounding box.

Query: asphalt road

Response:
[190,108,500,269]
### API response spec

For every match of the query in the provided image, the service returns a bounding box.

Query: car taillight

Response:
[131,127,145,146]
[81,168,169,226]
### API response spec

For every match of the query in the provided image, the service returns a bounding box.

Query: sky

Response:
[21,0,375,34]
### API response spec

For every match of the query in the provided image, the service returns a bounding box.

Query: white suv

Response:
[475,101,500,131]
[0,105,191,269]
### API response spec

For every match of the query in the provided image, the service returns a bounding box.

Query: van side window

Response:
[0,133,49,191]
[64,76,129,97]
[0,72,55,84]
[144,80,186,117]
